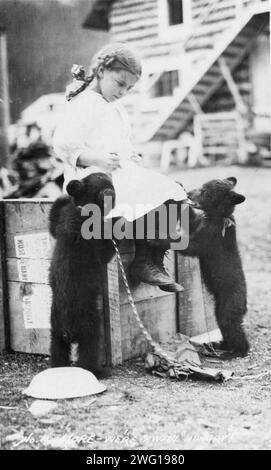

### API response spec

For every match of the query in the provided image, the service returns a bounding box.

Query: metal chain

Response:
[111,239,176,365]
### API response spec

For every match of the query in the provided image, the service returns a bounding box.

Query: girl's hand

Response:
[102,153,121,172]
[77,151,121,170]
[130,153,142,164]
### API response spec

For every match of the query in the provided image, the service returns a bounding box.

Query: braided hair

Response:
[66,42,142,101]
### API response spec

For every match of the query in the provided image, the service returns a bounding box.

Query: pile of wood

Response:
[2,141,64,199]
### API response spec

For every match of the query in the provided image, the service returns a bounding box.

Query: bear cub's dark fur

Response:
[183,177,249,357]
[49,173,116,375]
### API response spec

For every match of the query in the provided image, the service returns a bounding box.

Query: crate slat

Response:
[8,281,51,354]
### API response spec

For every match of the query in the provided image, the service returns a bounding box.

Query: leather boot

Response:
[150,243,184,293]
[129,240,177,287]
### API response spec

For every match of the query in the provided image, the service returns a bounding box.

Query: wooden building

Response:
[83,0,270,166]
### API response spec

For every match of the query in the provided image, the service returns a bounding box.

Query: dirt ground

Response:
[0,165,270,451]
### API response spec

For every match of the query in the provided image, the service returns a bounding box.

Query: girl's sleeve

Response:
[53,97,93,168]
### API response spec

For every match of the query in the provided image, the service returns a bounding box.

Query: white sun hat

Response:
[22,367,107,400]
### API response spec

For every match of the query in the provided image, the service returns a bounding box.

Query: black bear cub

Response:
[49,172,116,376]
[183,177,249,357]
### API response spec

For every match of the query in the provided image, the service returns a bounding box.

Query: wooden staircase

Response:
[132,2,269,143]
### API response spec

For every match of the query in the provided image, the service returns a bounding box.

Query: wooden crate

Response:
[0,199,217,365]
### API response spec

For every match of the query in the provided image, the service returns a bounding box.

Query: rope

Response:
[111,239,177,365]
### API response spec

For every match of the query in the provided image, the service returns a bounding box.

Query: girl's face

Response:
[97,68,138,102]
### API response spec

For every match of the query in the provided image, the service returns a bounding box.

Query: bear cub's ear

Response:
[226,177,237,187]
[66,180,84,198]
[231,192,245,205]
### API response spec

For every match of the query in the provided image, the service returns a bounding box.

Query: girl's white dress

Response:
[53,88,187,221]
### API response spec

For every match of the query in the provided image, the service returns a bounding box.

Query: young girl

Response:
[53,42,187,292]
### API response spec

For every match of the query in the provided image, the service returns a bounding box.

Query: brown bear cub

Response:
[49,173,116,376]
[182,177,249,357]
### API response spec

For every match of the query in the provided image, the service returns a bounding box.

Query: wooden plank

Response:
[192,328,222,344]
[203,142,238,148]
[204,102,235,112]
[4,200,51,234]
[197,111,238,120]
[235,110,248,163]
[203,65,222,77]
[111,4,156,25]
[161,111,188,123]
[193,83,215,96]
[112,23,158,40]
[176,254,208,337]
[203,126,238,134]
[112,0,156,16]
[186,37,218,51]
[6,232,55,259]
[206,9,236,24]
[218,56,247,113]
[201,121,238,127]
[223,44,249,59]
[202,146,237,154]
[202,130,239,136]
[103,255,122,365]
[198,75,218,87]
[187,92,203,114]
[201,120,237,127]
[8,281,51,354]
[162,116,188,127]
[120,280,173,304]
[186,20,230,36]
[113,31,158,45]
[201,125,238,133]
[120,295,177,361]
[112,0,156,10]
[6,258,51,284]
[122,40,172,58]
[111,14,158,33]
[202,279,217,333]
